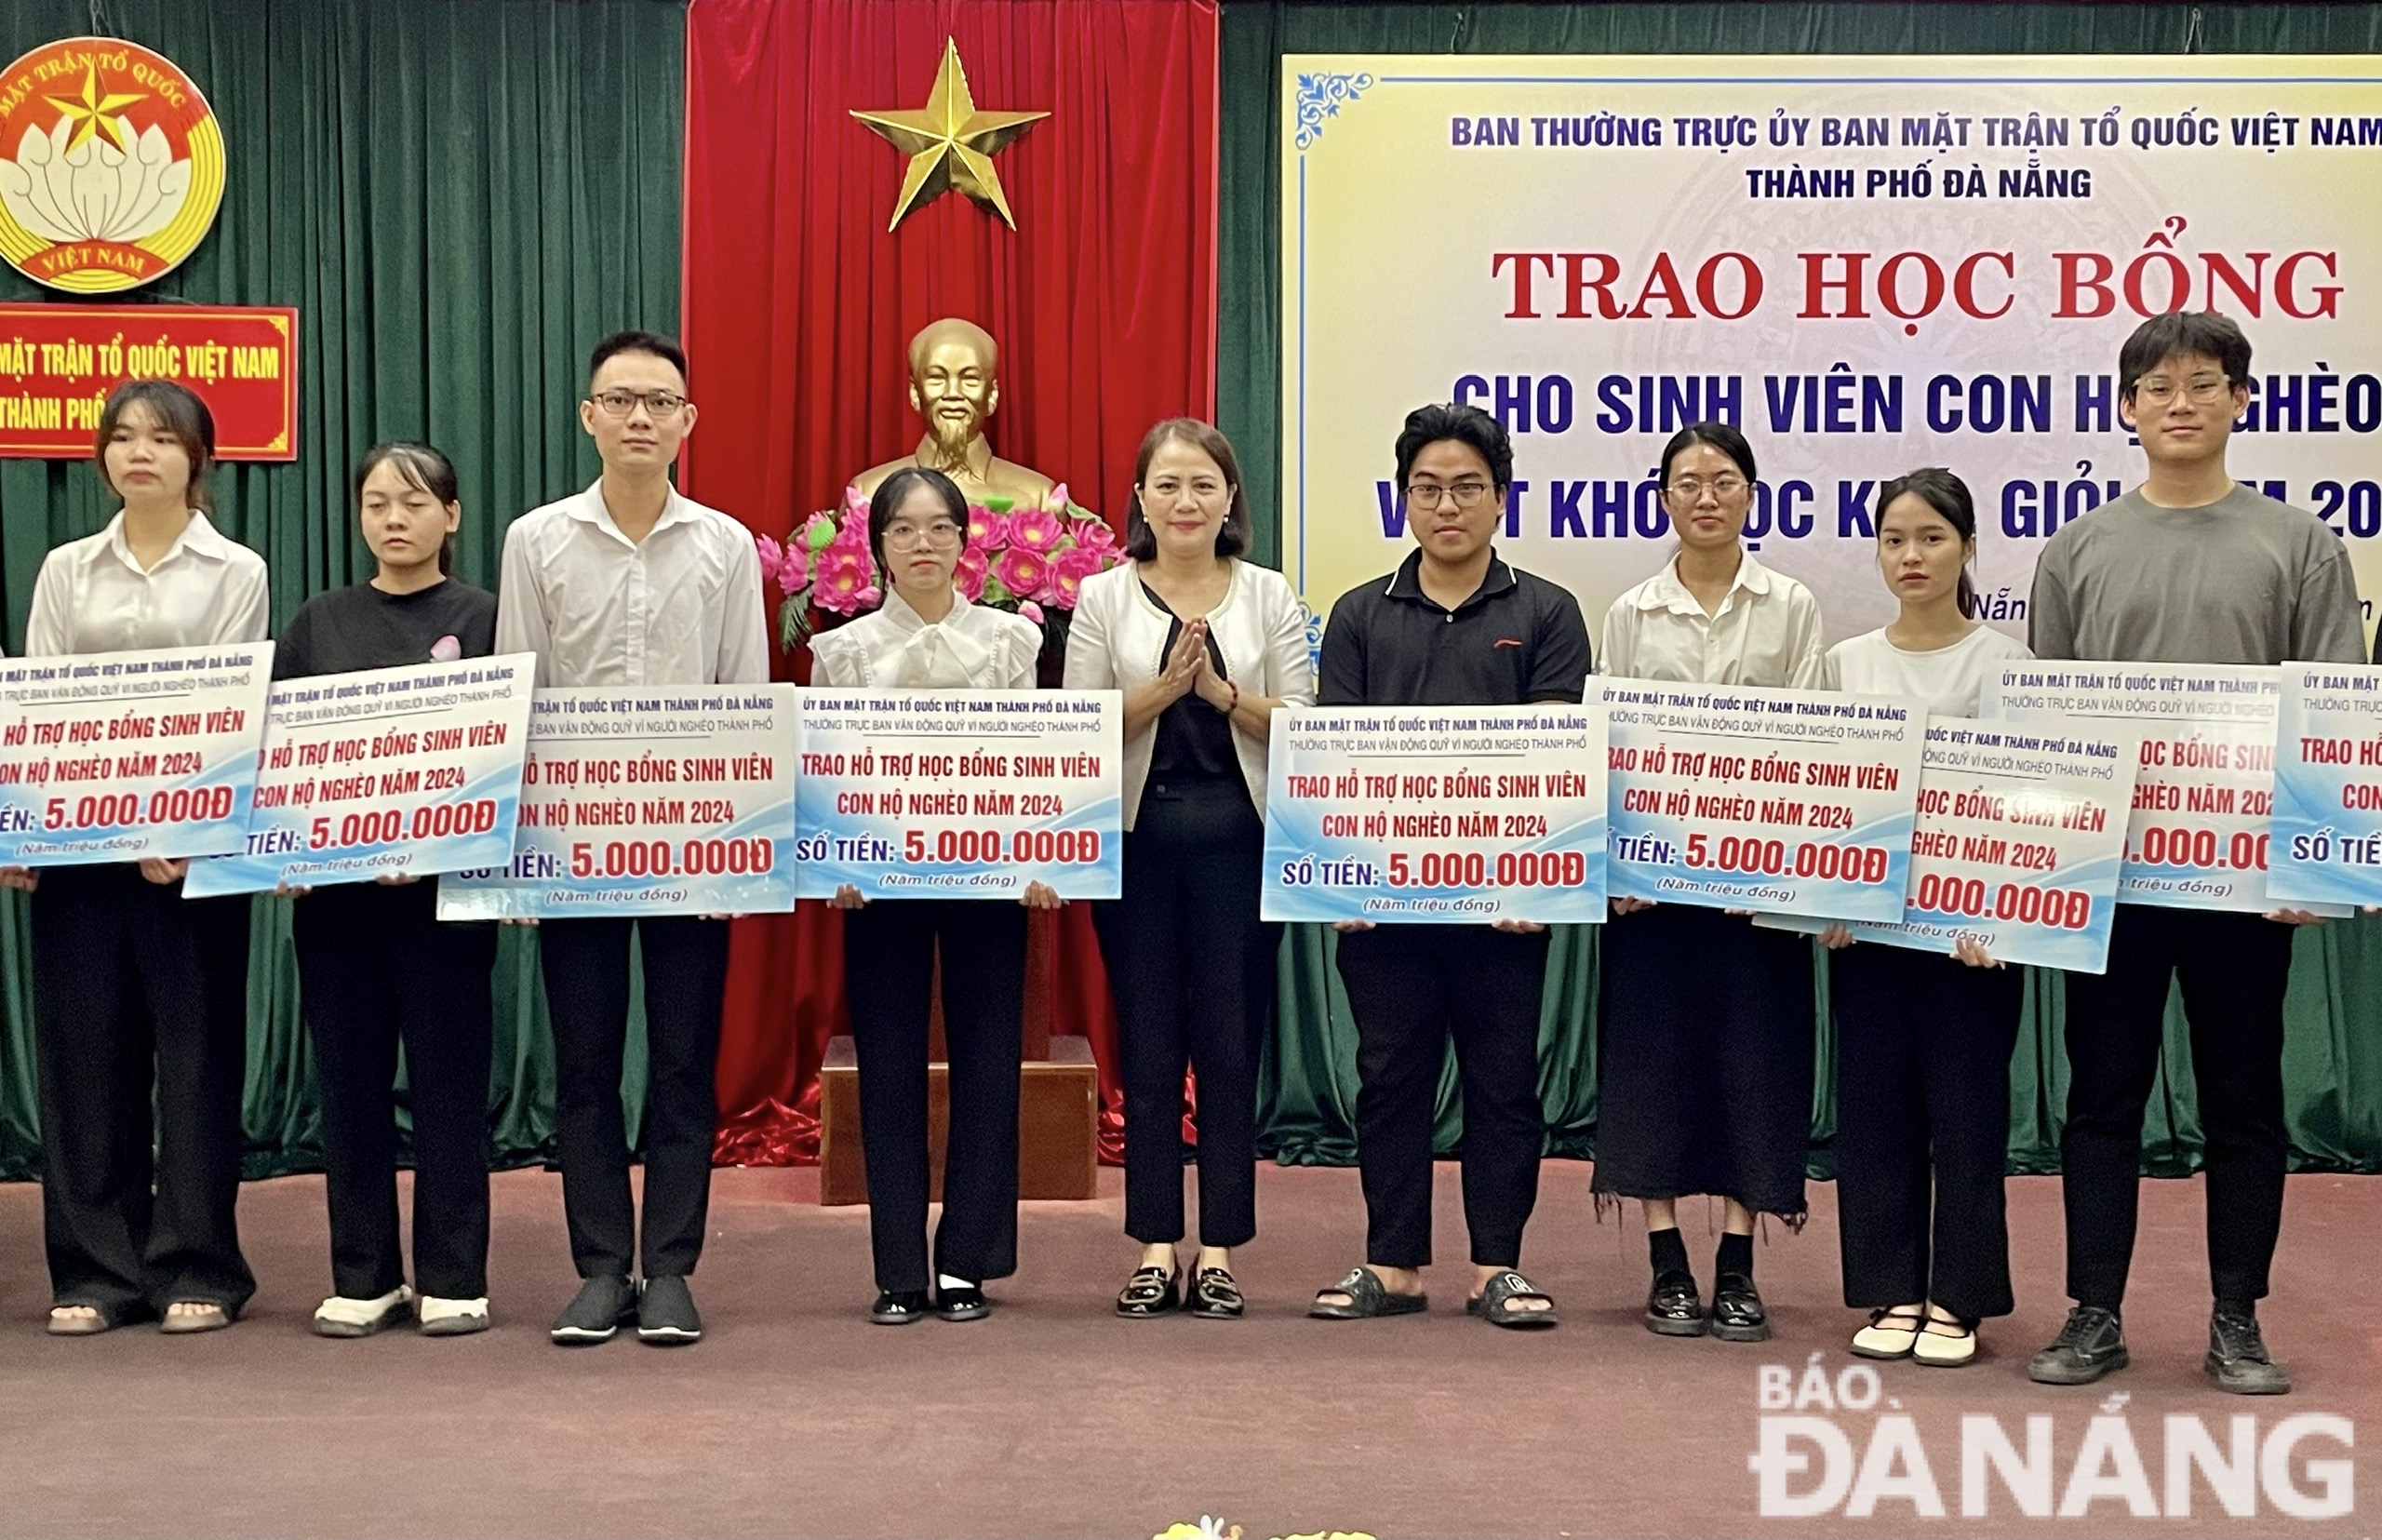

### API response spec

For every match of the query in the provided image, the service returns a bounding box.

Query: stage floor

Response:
[1,1162,2375,1538]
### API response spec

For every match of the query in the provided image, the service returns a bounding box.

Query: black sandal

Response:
[1187,1267,1243,1319]
[1308,1266,1426,1319]
[1466,1269,1559,1329]
[1116,1266,1179,1319]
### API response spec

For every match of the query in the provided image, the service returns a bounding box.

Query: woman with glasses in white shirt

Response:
[1064,420,1313,1319]
[1822,467,2031,1368]
[810,466,1055,1326]
[20,381,270,1336]
[1595,422,1824,1346]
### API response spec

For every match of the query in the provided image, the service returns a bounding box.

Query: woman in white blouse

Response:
[22,382,271,1336]
[810,467,1053,1325]
[1594,422,1823,1346]
[1822,467,2031,1368]
[1064,420,1313,1319]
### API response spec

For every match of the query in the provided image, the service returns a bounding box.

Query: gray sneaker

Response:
[2204,1306,2291,1395]
[636,1273,703,1346]
[2028,1305,2129,1385]
[549,1274,636,1345]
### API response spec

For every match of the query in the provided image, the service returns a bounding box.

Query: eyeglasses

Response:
[1666,475,1747,501]
[883,520,964,549]
[587,388,689,418]
[2134,375,2233,406]
[1405,480,1492,510]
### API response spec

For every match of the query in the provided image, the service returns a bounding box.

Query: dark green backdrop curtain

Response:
[0,0,684,1179]
[1224,1,2382,1173]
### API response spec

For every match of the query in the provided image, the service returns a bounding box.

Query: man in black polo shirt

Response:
[1307,402,1592,1329]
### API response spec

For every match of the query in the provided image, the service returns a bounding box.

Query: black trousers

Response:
[1093,781,1279,1249]
[540,915,730,1279]
[292,880,497,1301]
[31,864,254,1320]
[1334,924,1550,1270]
[1830,944,2024,1320]
[844,899,1026,1292]
[2059,904,2296,1310]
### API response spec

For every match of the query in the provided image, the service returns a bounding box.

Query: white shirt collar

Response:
[103,509,231,575]
[1634,549,1773,615]
[569,477,693,545]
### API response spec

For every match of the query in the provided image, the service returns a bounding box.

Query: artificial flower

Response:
[812,544,876,615]
[1048,545,1106,608]
[1018,600,1046,625]
[955,544,990,603]
[967,503,1010,551]
[994,546,1049,601]
[1007,503,1064,553]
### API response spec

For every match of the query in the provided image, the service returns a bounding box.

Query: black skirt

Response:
[1590,903,1817,1218]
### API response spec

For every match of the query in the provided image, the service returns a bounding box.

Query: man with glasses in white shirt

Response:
[496,330,769,1346]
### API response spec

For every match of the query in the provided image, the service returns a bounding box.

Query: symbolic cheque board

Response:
[1281,55,2382,660]
[438,687,797,919]
[2268,662,2382,906]
[1601,680,1924,921]
[1762,720,2134,971]
[0,643,269,865]
[793,690,1121,900]
[1259,703,1608,924]
[1982,661,2337,914]
[181,656,536,897]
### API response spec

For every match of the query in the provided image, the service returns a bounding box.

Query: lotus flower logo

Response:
[0,39,225,294]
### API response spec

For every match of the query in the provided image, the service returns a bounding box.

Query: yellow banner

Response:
[1282,55,2382,652]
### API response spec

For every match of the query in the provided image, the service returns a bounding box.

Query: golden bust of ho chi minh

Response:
[852,317,1060,510]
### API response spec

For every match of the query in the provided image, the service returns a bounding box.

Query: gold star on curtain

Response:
[850,38,1049,232]
[44,60,146,155]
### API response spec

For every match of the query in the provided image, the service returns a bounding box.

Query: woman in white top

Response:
[1822,467,2032,1368]
[23,382,270,1337]
[1595,422,1823,1346]
[810,466,1052,1325]
[1064,420,1313,1319]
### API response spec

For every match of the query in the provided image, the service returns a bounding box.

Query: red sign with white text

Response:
[0,301,297,459]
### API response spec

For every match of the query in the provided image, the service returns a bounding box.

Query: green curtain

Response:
[0,0,685,1179]
[1224,1,2382,1174]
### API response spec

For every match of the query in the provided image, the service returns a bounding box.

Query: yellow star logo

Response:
[43,60,146,155]
[850,38,1048,232]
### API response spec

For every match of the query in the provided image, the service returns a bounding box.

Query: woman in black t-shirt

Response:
[281,442,500,1338]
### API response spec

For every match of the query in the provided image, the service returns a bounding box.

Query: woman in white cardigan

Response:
[1064,420,1314,1319]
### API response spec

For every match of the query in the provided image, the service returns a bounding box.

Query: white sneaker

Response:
[313,1285,414,1337]
[417,1295,491,1336]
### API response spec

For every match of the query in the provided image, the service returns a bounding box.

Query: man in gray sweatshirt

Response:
[2026,311,2365,1396]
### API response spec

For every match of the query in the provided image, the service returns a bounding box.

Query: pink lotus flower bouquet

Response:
[755,484,1123,653]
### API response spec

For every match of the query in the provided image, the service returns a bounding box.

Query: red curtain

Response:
[679,0,1220,1163]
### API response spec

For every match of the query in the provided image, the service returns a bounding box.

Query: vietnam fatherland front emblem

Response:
[0,36,226,294]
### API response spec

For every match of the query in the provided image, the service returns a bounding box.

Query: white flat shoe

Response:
[313,1285,414,1338]
[417,1295,491,1336]
[1913,1318,1978,1367]
[1851,1306,1923,1359]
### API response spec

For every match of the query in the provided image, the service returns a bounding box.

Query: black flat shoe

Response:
[1116,1265,1179,1319]
[1645,1268,1706,1337]
[870,1290,930,1325]
[1187,1267,1244,1319]
[936,1283,990,1321]
[1710,1272,1770,1342]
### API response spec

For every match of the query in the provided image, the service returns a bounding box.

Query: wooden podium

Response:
[817,911,1101,1204]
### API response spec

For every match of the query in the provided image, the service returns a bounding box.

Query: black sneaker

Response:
[550,1274,636,1346]
[2204,1305,2291,1395]
[636,1274,703,1346]
[2028,1305,2129,1385]
[1710,1273,1770,1342]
